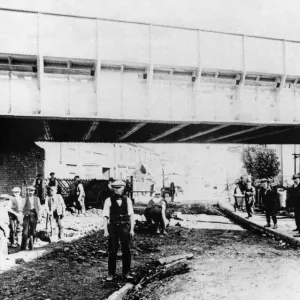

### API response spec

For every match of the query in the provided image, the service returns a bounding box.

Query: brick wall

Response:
[0,143,45,196]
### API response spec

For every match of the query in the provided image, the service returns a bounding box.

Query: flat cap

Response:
[12,187,21,192]
[26,186,36,191]
[111,180,126,187]
[0,194,11,199]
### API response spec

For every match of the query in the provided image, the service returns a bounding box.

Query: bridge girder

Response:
[1,117,300,144]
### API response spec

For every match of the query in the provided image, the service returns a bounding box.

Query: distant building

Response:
[37,142,163,182]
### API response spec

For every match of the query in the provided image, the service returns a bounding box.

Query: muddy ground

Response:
[1,209,300,300]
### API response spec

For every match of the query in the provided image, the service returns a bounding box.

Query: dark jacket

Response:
[289,184,300,208]
[261,187,278,214]
[244,185,255,205]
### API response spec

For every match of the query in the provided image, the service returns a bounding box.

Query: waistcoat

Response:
[109,195,129,224]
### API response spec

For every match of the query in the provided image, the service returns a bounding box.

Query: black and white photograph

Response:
[1,0,300,299]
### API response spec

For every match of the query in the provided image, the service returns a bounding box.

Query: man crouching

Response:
[144,190,168,235]
[103,180,135,282]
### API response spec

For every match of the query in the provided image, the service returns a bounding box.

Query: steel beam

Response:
[207,126,267,142]
[83,121,99,141]
[118,123,147,141]
[232,127,297,143]
[178,124,229,142]
[43,121,53,141]
[148,124,188,141]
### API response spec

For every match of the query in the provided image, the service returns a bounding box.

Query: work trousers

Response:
[53,211,64,239]
[108,222,131,276]
[294,205,300,231]
[21,210,37,250]
[245,199,254,217]
[9,213,23,245]
[144,206,165,234]
[76,197,86,214]
[266,209,277,225]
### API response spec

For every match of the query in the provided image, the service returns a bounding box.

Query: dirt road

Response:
[126,214,300,300]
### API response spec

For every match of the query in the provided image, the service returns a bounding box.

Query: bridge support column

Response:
[0,143,45,195]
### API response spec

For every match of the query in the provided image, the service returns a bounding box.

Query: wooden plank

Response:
[158,253,194,265]
[107,283,134,300]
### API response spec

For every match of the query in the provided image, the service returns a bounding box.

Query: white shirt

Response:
[103,197,134,219]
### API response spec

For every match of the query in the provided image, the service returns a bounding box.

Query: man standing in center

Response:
[103,180,135,282]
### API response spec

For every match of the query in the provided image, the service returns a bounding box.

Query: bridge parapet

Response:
[0,8,300,124]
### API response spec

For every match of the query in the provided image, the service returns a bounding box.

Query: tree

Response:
[241,146,280,180]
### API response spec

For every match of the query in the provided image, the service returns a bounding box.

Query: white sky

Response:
[1,0,300,40]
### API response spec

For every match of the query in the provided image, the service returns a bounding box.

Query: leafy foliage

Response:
[241,146,280,180]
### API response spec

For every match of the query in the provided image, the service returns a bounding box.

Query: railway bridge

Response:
[0,8,300,145]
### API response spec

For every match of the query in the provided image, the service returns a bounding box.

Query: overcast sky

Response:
[1,0,300,40]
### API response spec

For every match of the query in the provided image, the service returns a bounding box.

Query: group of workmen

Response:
[0,172,87,268]
[32,173,86,215]
[234,173,300,236]
[0,173,168,282]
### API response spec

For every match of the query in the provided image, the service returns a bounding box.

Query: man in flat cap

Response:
[290,173,300,237]
[21,186,41,250]
[45,186,66,241]
[47,172,58,188]
[103,180,135,282]
[8,187,25,247]
[244,179,256,219]
[260,179,278,229]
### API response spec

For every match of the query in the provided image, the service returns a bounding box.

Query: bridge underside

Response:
[2,117,300,144]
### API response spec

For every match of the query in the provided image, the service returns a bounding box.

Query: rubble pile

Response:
[40,231,107,263]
